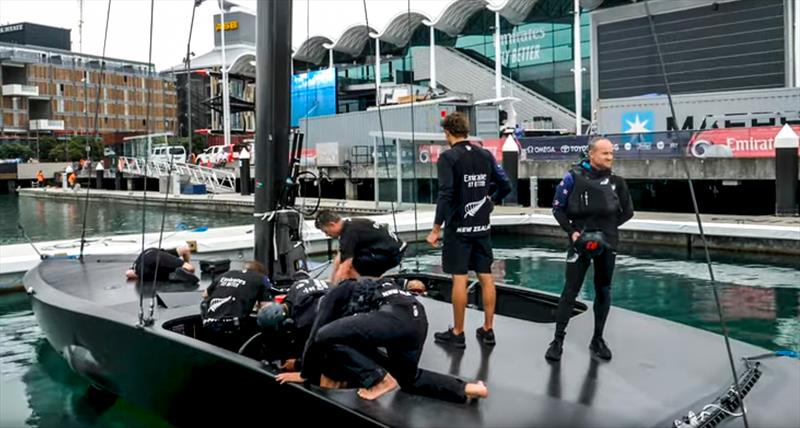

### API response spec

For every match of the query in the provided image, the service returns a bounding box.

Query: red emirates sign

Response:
[688,125,800,158]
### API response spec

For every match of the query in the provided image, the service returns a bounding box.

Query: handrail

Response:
[117,156,236,193]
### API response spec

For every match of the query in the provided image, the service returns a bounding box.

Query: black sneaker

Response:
[589,337,612,361]
[434,328,466,349]
[475,327,496,346]
[545,339,563,362]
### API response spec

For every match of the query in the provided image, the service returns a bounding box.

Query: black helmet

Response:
[257,302,288,331]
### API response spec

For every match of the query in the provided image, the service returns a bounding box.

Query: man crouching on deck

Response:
[315,210,406,283]
[274,277,488,403]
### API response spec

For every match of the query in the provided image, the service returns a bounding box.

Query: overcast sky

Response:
[0,0,465,71]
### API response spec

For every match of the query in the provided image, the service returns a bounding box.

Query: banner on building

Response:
[687,125,800,158]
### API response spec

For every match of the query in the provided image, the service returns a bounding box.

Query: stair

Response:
[413,46,586,131]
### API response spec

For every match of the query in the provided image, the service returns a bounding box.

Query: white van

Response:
[150,146,187,164]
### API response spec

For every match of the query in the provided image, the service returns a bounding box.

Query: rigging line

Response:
[643,3,749,427]
[361,0,400,249]
[407,0,418,272]
[78,0,112,261]
[300,0,310,218]
[138,0,156,327]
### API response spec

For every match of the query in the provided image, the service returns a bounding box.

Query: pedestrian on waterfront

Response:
[315,210,406,283]
[67,171,76,189]
[545,137,634,362]
[36,170,45,187]
[426,112,511,349]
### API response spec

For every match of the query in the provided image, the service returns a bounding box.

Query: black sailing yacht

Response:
[25,1,799,427]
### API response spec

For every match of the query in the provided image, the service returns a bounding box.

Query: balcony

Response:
[2,84,39,97]
[29,119,64,131]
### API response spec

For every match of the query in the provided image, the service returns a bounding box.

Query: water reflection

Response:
[409,236,800,352]
[0,194,250,245]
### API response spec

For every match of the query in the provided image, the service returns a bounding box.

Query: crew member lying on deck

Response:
[125,245,195,282]
[314,210,406,283]
[275,277,487,403]
[201,260,271,351]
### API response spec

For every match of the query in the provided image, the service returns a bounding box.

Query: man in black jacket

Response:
[426,112,511,348]
[546,137,634,362]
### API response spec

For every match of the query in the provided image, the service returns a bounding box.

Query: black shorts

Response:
[352,247,404,277]
[442,233,493,275]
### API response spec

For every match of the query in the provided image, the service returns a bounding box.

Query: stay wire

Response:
[407,0,419,272]
[138,0,156,326]
[643,3,749,426]
[78,0,112,261]
[361,0,401,268]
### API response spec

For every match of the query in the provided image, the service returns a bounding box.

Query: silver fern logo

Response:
[464,197,488,218]
[208,296,234,313]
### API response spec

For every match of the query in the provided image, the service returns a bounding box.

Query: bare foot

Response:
[320,374,346,389]
[465,381,488,399]
[357,373,398,400]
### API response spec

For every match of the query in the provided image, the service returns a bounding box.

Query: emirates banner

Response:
[687,125,800,158]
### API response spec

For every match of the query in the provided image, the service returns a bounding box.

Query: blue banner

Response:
[520,132,689,161]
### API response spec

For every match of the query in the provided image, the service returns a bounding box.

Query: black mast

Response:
[255,0,292,274]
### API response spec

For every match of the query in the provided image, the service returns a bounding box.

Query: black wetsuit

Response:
[202,269,269,350]
[435,140,511,274]
[551,161,634,340]
[339,218,406,277]
[300,278,468,403]
[132,248,184,281]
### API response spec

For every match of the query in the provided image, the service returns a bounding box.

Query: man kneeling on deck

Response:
[275,277,487,403]
[314,211,406,283]
[257,275,331,370]
[125,245,195,282]
[201,260,271,351]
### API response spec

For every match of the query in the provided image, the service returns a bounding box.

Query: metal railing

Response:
[117,156,237,193]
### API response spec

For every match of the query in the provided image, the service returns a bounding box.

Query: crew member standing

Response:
[545,137,634,362]
[426,112,511,348]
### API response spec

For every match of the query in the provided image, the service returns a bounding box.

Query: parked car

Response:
[150,146,187,164]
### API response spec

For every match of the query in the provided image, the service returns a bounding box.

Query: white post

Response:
[494,12,502,99]
[375,38,381,105]
[219,3,232,148]
[329,49,334,69]
[573,0,583,135]
[429,26,437,90]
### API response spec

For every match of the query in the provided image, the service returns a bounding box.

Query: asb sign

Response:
[215,21,239,32]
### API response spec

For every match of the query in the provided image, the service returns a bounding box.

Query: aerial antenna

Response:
[78,0,84,52]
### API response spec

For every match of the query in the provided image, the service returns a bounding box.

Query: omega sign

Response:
[215,21,239,32]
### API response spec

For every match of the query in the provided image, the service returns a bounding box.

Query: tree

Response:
[0,143,34,161]
[47,136,104,162]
